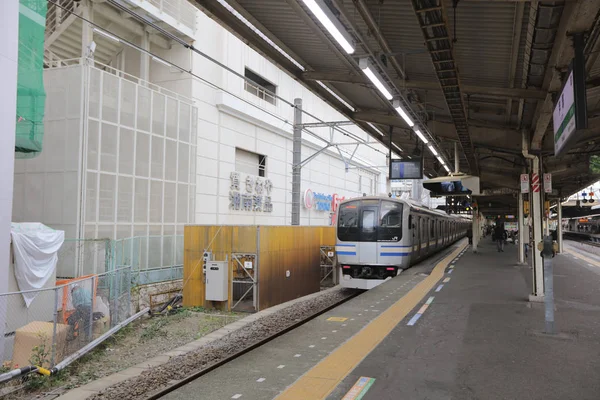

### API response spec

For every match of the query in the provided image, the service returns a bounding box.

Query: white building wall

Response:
[186,11,386,226]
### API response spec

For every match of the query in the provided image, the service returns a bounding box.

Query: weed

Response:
[140,318,169,342]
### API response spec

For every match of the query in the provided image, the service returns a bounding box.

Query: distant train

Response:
[336,196,470,290]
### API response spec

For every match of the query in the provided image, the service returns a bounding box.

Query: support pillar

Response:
[472,212,479,253]
[518,192,525,264]
[0,0,19,360]
[531,157,544,299]
[557,200,563,253]
[140,29,150,82]
[291,98,302,225]
[81,0,93,62]
[454,142,459,174]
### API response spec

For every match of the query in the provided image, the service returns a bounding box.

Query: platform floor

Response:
[165,239,600,400]
[327,239,600,400]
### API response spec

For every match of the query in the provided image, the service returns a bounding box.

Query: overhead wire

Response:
[103,0,386,155]
[46,0,388,162]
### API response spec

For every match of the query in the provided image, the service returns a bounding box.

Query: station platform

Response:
[165,239,600,400]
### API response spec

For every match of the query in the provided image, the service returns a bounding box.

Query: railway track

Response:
[142,290,361,400]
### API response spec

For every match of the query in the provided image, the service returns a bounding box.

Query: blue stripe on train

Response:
[337,251,357,255]
[380,245,412,248]
[336,244,356,247]
[380,252,410,257]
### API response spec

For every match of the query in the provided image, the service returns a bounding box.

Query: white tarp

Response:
[10,223,64,307]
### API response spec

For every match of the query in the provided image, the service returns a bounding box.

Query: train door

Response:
[415,216,421,256]
[358,203,378,264]
[420,217,427,258]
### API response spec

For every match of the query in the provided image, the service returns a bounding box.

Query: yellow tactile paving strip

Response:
[275,241,467,400]
[564,248,600,267]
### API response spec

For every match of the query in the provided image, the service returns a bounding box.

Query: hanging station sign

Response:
[520,174,529,194]
[229,172,273,212]
[303,189,345,212]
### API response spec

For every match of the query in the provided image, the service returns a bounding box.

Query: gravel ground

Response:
[89,287,356,400]
[2,310,242,400]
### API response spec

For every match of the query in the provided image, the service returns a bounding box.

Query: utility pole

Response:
[291,99,302,225]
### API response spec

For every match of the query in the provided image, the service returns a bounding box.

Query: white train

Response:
[336,196,470,289]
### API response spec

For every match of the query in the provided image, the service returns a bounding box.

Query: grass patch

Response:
[140,318,169,342]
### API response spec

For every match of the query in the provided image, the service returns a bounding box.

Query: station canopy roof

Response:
[193,0,600,215]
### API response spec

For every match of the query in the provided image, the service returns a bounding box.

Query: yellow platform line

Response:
[564,249,600,268]
[275,241,467,400]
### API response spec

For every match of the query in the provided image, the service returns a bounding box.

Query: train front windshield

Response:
[337,200,403,242]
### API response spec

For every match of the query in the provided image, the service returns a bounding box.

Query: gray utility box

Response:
[205,261,228,301]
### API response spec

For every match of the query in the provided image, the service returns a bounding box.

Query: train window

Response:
[430,220,434,237]
[338,201,360,241]
[379,201,402,241]
[362,210,376,232]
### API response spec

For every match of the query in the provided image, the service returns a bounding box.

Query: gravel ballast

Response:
[89,287,356,400]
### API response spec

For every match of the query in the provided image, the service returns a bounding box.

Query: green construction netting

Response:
[15,0,47,158]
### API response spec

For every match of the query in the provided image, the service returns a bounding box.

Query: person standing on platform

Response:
[495,223,507,252]
[467,226,473,245]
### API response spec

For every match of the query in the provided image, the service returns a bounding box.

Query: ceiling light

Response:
[427,145,438,156]
[392,143,403,152]
[301,0,355,54]
[436,155,445,165]
[359,59,393,100]
[217,0,305,70]
[93,28,120,43]
[316,81,355,111]
[443,164,451,173]
[367,122,385,136]
[414,129,429,144]
[392,99,414,127]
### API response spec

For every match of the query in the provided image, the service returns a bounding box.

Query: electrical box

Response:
[205,261,228,301]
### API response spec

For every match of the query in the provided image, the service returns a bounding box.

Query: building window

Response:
[360,175,374,195]
[236,148,266,177]
[244,68,277,105]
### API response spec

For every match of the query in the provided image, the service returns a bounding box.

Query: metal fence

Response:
[56,238,111,279]
[0,267,131,369]
[112,235,184,286]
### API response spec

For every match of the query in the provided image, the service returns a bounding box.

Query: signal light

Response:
[386,267,395,271]
[342,265,351,269]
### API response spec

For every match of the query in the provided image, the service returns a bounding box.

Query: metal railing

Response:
[45,0,79,40]
[45,57,195,105]
[146,0,196,33]
[244,80,277,106]
[0,267,131,369]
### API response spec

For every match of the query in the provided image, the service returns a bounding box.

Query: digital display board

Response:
[389,158,423,180]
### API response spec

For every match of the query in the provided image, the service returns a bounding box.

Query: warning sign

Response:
[520,174,529,194]
[543,173,552,193]
[326,317,348,322]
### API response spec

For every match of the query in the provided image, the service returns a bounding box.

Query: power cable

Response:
[46,0,388,160]
[102,0,386,152]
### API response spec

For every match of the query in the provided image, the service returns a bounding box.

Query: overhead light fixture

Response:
[392,99,414,127]
[301,0,355,54]
[414,129,429,144]
[151,56,171,67]
[443,164,451,173]
[392,143,403,152]
[217,0,305,70]
[316,81,355,111]
[427,145,438,156]
[367,122,385,137]
[359,58,393,100]
[436,155,445,165]
[93,28,120,43]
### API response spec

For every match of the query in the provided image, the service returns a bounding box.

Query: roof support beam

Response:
[506,2,525,124]
[302,71,547,100]
[530,1,600,150]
